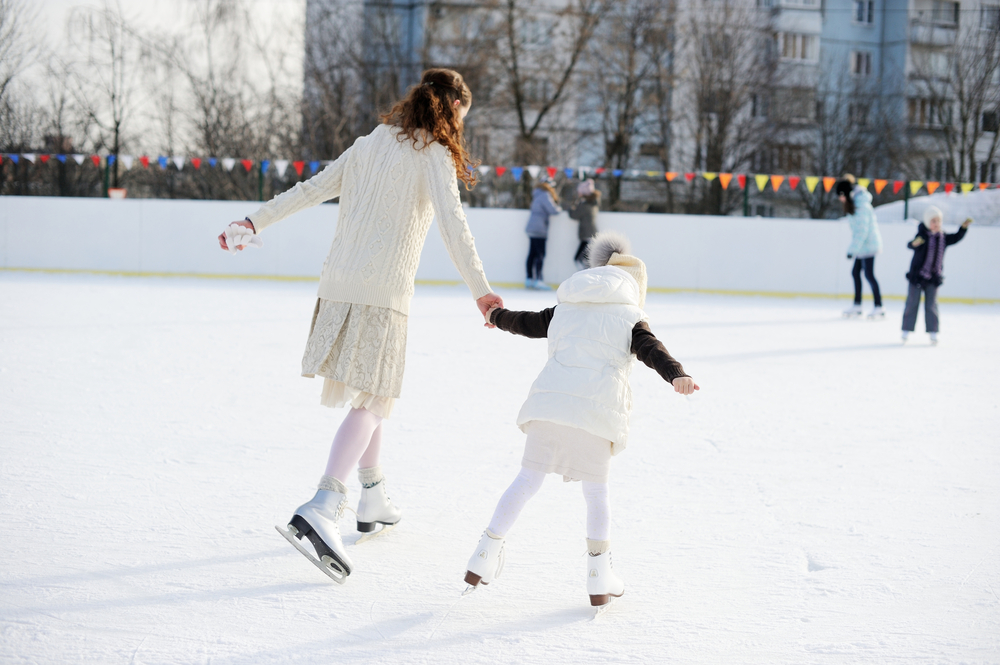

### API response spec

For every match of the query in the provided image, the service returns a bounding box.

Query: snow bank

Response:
[875,188,1000,226]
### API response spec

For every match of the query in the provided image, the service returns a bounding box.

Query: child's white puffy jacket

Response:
[516,266,647,454]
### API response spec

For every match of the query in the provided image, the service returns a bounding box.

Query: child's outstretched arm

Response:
[631,322,700,395]
[486,306,557,338]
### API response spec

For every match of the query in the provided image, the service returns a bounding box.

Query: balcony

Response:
[909,20,957,46]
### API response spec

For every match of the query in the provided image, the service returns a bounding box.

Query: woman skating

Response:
[524,180,562,290]
[217,68,502,582]
[837,175,884,319]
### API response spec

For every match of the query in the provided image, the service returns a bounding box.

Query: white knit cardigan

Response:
[248,124,492,315]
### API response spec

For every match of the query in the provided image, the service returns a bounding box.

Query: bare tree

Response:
[0,0,39,152]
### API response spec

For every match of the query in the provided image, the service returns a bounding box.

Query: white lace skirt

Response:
[521,420,613,483]
[301,299,408,419]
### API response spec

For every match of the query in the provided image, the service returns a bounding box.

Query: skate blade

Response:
[275,525,347,584]
[355,522,398,545]
[461,584,477,596]
[592,597,617,619]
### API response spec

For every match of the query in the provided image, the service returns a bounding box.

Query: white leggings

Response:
[487,466,611,541]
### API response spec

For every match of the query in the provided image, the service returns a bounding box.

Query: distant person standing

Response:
[837,175,884,319]
[568,179,600,270]
[901,206,973,345]
[524,180,562,290]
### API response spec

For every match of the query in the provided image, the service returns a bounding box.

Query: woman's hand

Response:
[218,219,256,252]
[477,293,504,328]
[962,217,974,229]
[910,236,925,247]
[672,376,700,395]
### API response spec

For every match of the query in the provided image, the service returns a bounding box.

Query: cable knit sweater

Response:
[247,124,492,315]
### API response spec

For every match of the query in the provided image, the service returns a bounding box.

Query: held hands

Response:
[477,293,504,328]
[218,220,261,254]
[962,217,974,229]
[672,376,700,395]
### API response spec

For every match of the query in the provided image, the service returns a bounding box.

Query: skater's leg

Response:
[574,240,589,264]
[487,466,546,537]
[357,421,383,470]
[924,284,940,333]
[851,259,863,305]
[581,481,611,542]
[863,257,882,307]
[324,407,384,484]
[901,282,921,332]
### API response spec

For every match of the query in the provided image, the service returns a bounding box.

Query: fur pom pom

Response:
[588,231,632,268]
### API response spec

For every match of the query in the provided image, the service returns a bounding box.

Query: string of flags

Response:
[1,152,996,194]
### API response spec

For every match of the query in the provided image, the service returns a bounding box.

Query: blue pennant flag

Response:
[10,154,19,164]
[564,168,574,178]
[309,160,320,174]
[209,157,218,168]
[511,166,523,181]
[612,169,623,177]
[261,159,270,174]
[157,156,168,169]
[57,155,67,163]
[107,155,116,165]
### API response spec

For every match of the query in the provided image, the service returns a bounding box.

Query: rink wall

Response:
[1,195,998,302]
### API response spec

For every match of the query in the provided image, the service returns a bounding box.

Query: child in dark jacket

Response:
[901,205,973,345]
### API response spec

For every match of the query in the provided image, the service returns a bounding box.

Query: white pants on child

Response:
[487,466,611,540]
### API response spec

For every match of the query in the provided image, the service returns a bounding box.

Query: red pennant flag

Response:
[495,166,507,176]
[191,158,202,169]
[140,155,150,168]
[737,174,747,189]
[944,182,954,193]
[40,154,50,164]
[546,166,557,179]
[665,172,677,182]
[595,167,606,175]
[926,181,939,194]
[292,161,305,176]
[822,176,835,192]
[874,179,887,194]
[892,180,903,194]
[241,159,253,172]
[788,176,800,190]
[684,172,695,182]
[90,155,101,167]
[718,173,732,189]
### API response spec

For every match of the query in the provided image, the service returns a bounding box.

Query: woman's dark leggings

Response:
[526,237,547,280]
[852,257,882,307]
[574,240,590,265]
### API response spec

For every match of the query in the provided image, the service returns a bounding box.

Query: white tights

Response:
[324,407,383,483]
[487,466,611,541]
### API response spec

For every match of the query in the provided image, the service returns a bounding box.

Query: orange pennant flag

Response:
[770,175,784,191]
[926,181,940,194]
[823,177,836,192]
[980,183,989,190]
[718,173,732,189]
[874,179,887,194]
[665,172,678,182]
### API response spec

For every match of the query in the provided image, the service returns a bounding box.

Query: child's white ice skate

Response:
[463,530,505,594]
[356,466,402,543]
[275,485,353,584]
[867,306,885,320]
[842,304,863,318]
[901,331,910,344]
[587,550,624,613]
[930,332,939,346]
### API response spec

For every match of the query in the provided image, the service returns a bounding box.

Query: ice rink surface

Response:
[1,273,998,664]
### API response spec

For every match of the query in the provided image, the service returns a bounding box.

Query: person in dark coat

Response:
[568,179,600,270]
[901,205,973,345]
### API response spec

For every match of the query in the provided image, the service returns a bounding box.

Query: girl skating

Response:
[464,232,698,609]
[901,206,973,345]
[568,178,600,270]
[837,175,884,319]
[218,69,502,582]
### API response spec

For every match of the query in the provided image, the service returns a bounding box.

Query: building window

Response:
[775,88,816,121]
[849,103,869,126]
[925,159,953,181]
[909,98,952,127]
[983,5,1000,31]
[984,110,1000,132]
[915,1,959,25]
[982,162,998,182]
[851,51,873,75]
[776,33,818,61]
[854,0,875,23]
[752,93,770,118]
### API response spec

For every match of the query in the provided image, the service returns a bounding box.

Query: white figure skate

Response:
[587,551,625,610]
[356,474,402,544]
[463,531,505,594]
[275,489,353,583]
[930,333,939,346]
[867,306,885,320]
[842,304,863,318]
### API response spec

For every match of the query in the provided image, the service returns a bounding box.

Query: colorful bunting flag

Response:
[546,166,557,179]
[770,175,784,191]
[684,172,695,182]
[645,171,657,177]
[309,160,320,174]
[293,161,305,176]
[526,165,540,179]
[56,154,67,164]
[189,157,201,170]
[495,166,506,176]
[140,155,150,168]
[702,172,717,181]
[719,173,732,189]
[564,168,574,178]
[157,156,167,169]
[72,154,85,165]
[222,158,236,171]
[209,157,218,168]
[805,176,819,193]
[511,166,524,181]
[737,174,746,189]
[121,155,134,169]
[241,159,253,172]
[961,183,973,193]
[874,179,887,194]
[477,165,490,176]
[23,153,36,163]
[612,169,624,177]
[9,154,18,164]
[665,172,677,181]
[39,154,50,164]
[275,160,288,177]
[172,156,184,170]
[107,155,116,166]
[788,176,800,190]
[943,183,953,193]
[755,174,768,191]
[893,180,903,194]
[595,168,606,175]
[823,177,835,192]
[926,181,939,194]
[857,178,870,190]
[909,181,923,195]
[980,183,989,190]
[90,155,101,167]
[261,160,270,174]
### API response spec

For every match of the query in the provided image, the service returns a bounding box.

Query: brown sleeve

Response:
[489,307,556,339]
[631,321,688,384]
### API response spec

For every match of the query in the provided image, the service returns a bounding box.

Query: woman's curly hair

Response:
[380,68,480,189]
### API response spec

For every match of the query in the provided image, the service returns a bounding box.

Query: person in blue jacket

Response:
[524,181,562,290]
[837,175,883,318]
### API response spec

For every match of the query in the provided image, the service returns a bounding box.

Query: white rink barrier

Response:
[1,195,997,302]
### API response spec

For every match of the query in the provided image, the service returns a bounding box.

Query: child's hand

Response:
[672,376,699,395]
[910,236,925,247]
[962,217,974,228]
[484,305,501,328]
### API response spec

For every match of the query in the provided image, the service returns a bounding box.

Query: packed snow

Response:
[1,272,998,664]
[875,188,1000,226]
